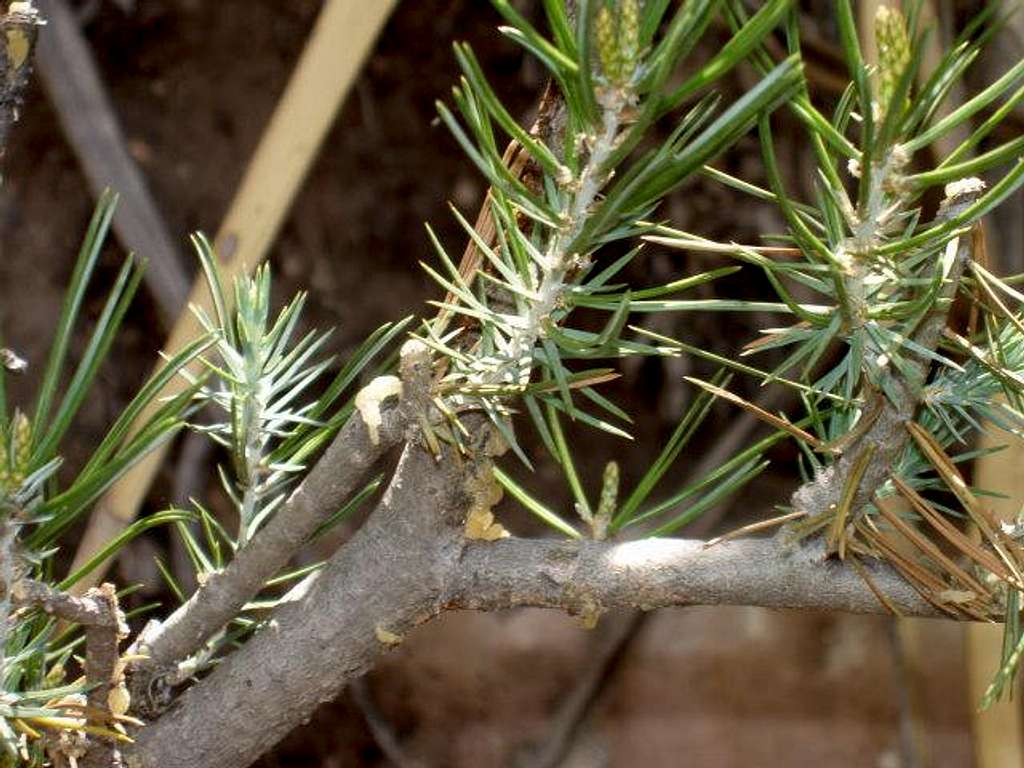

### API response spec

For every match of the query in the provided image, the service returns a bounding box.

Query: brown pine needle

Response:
[703,510,806,548]
[905,422,1024,587]
[875,495,991,598]
[858,520,965,619]
[827,444,876,558]
[847,555,903,617]
[644,234,802,258]
[893,475,1013,585]
[684,377,826,450]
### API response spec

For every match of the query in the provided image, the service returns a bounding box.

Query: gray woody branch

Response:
[126,438,940,768]
[791,180,984,531]
[129,342,435,704]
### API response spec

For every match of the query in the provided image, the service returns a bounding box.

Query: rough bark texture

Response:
[127,487,944,768]
[10,578,120,626]
[82,584,128,768]
[132,403,406,683]
[127,440,473,768]
[790,183,983,529]
[448,537,940,616]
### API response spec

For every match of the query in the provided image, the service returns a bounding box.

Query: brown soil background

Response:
[1,1,1008,765]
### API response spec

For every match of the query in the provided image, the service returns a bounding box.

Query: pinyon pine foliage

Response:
[2,1,1024,766]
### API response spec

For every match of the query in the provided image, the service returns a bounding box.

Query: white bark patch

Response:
[354,376,402,445]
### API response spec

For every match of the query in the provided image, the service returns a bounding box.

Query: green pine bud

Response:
[12,410,30,474]
[619,0,640,82]
[595,5,623,85]
[592,460,619,540]
[875,4,911,118]
[595,1,641,87]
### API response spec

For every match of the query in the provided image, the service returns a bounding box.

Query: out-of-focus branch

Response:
[34,0,191,326]
[0,1,42,162]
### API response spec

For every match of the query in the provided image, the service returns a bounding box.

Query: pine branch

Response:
[789,179,985,545]
[129,391,407,702]
[126,441,937,768]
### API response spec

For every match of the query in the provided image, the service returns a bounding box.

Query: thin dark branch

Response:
[515,611,645,768]
[81,583,128,768]
[33,0,191,327]
[350,676,425,768]
[0,1,42,162]
[10,578,119,626]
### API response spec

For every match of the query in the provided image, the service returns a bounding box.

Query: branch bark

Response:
[81,583,128,768]
[126,450,943,768]
[10,579,128,767]
[10,578,121,626]
[127,438,472,768]
[447,537,939,617]
[790,180,985,532]
[130,396,408,701]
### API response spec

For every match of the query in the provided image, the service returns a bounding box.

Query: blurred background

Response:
[2,1,1024,765]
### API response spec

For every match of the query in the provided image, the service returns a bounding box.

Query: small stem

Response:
[0,520,16,676]
[490,97,626,388]
[235,377,267,547]
[0,3,42,165]
[791,179,985,534]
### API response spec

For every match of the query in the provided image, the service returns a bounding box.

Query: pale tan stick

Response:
[67,0,400,593]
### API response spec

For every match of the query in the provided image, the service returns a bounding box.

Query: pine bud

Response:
[619,0,640,81]
[595,5,622,85]
[875,4,911,118]
[595,1,641,87]
[592,460,619,540]
[1,411,31,493]
[12,410,29,474]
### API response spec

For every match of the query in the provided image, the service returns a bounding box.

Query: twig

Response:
[33,0,191,327]
[789,181,985,537]
[0,1,42,164]
[10,579,128,766]
[350,676,424,768]
[129,342,433,707]
[515,611,644,768]
[10,578,120,626]
[130,399,407,693]
[81,583,127,768]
